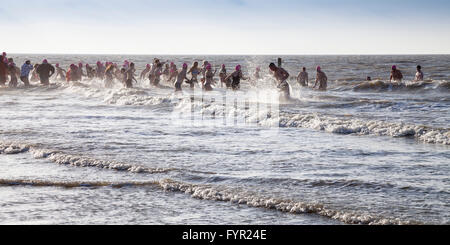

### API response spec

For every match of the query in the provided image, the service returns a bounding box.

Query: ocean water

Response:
[0,54,449,225]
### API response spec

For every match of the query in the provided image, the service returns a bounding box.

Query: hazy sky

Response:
[1,0,450,54]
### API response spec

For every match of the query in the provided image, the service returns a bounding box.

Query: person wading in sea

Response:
[36,59,55,85]
[269,62,290,100]
[390,65,403,82]
[314,66,328,91]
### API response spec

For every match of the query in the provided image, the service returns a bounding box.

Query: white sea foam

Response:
[278,113,450,145]
[158,179,420,225]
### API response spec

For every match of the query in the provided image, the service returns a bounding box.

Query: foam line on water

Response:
[0,142,216,175]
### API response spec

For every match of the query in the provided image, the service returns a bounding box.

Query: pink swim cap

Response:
[392,65,397,70]
[2,52,6,56]
[55,63,59,67]
[206,64,212,70]
[170,62,174,66]
[222,64,225,68]
[79,63,83,67]
[183,63,188,69]
[236,65,241,71]
[256,67,260,71]
[317,66,321,71]
[43,59,48,64]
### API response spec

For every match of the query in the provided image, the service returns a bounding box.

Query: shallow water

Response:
[0,55,449,225]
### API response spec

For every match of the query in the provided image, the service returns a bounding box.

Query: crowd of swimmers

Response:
[0,52,427,100]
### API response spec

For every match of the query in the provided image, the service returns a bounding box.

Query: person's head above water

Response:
[269,63,277,71]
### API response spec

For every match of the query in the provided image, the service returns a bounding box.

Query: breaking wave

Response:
[278,113,450,145]
[0,176,422,225]
[0,142,215,175]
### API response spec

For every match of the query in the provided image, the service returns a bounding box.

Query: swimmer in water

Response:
[204,64,217,91]
[140,64,151,80]
[297,67,309,87]
[219,64,229,88]
[313,66,328,91]
[163,63,170,77]
[86,64,95,79]
[8,62,18,88]
[366,76,372,81]
[151,62,163,86]
[148,59,160,86]
[104,64,116,88]
[0,53,7,86]
[168,63,178,84]
[174,63,189,92]
[36,59,55,85]
[225,65,248,91]
[390,65,403,82]
[414,65,424,82]
[66,64,78,83]
[20,60,33,86]
[269,63,290,99]
[76,63,85,81]
[124,62,137,88]
[30,64,40,83]
[96,61,105,79]
[55,63,67,81]
[200,61,210,88]
[187,61,201,89]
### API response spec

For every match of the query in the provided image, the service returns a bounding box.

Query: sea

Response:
[0,54,448,225]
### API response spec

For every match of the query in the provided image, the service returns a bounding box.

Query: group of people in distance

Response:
[0,52,427,100]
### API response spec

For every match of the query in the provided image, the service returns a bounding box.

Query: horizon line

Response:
[7,52,450,56]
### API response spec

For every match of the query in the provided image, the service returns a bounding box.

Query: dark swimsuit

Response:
[231,73,241,90]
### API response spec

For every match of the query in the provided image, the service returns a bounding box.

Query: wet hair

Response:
[417,65,422,70]
[121,68,126,73]
[302,67,306,71]
[269,63,277,70]
[130,62,135,67]
[25,60,31,64]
